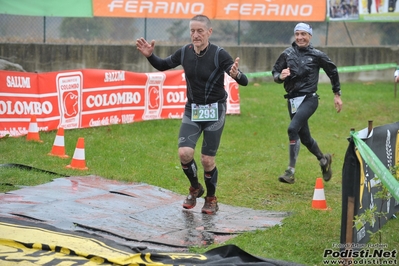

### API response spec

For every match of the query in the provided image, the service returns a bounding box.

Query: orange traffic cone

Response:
[26,115,43,142]
[48,127,69,158]
[311,178,330,210]
[66,137,88,170]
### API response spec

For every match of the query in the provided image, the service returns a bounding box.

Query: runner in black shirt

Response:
[136,15,248,214]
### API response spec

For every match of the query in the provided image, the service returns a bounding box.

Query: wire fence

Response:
[0,14,398,47]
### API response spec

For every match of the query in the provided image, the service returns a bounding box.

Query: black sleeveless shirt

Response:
[147,43,240,105]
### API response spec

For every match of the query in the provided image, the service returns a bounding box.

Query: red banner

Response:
[0,69,240,138]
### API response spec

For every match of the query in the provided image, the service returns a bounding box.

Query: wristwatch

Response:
[236,71,242,80]
[334,90,342,96]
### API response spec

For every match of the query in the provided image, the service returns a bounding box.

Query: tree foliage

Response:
[377,22,399,45]
[60,17,137,42]
[211,20,238,44]
[243,21,298,45]
[166,20,187,44]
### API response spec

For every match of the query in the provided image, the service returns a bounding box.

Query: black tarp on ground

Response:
[0,175,289,249]
[0,172,301,265]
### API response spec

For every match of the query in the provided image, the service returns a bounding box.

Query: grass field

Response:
[1,81,399,265]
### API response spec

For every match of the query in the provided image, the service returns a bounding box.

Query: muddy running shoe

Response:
[320,153,333,182]
[278,169,295,184]
[182,184,204,209]
[201,196,219,214]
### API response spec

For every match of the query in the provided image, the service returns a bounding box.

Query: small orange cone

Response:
[48,127,69,158]
[66,137,88,170]
[26,116,43,142]
[311,178,330,210]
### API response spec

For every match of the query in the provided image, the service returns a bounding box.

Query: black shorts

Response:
[178,102,226,156]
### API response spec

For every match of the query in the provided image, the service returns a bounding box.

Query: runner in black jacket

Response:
[272,22,343,184]
[136,15,248,214]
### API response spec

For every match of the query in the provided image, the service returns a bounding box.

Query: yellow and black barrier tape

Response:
[0,221,207,265]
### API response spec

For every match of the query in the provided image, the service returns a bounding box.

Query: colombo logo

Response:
[63,91,79,118]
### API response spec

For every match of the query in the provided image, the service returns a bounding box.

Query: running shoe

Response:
[278,169,295,184]
[320,153,332,181]
[182,184,204,209]
[201,196,219,214]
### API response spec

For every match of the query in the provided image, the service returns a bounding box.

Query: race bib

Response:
[289,96,306,114]
[191,103,218,121]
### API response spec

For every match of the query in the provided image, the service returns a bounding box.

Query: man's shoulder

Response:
[308,45,326,55]
[209,43,224,51]
[208,43,228,58]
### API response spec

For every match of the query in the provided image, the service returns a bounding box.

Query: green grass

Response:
[1,81,399,265]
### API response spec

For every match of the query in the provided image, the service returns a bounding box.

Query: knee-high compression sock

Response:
[307,139,324,161]
[204,167,218,197]
[181,159,199,188]
[289,140,300,169]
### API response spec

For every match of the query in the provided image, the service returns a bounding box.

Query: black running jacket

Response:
[272,42,340,96]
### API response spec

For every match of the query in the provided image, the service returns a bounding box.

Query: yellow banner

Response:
[93,0,326,21]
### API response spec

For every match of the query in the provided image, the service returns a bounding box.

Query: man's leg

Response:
[200,103,226,214]
[178,113,204,209]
